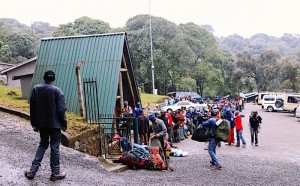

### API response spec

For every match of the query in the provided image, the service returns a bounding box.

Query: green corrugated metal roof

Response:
[31,32,137,123]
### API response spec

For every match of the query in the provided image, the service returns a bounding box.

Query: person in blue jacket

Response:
[133,102,142,118]
[202,109,222,170]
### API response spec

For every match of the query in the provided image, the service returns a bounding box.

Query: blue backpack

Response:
[121,137,131,151]
[131,143,150,159]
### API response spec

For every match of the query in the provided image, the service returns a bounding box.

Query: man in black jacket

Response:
[25,70,67,181]
[249,111,262,146]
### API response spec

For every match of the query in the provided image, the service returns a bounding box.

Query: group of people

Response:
[25,70,262,182]
[138,97,262,171]
[200,101,262,170]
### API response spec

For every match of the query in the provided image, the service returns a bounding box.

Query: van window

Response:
[288,96,299,103]
[260,94,267,99]
[264,97,275,101]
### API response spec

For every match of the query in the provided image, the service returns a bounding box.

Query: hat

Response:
[43,70,55,80]
[211,109,219,116]
[148,114,155,120]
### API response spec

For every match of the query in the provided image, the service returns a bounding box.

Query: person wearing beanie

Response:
[202,109,222,170]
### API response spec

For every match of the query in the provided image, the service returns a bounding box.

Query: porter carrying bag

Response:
[191,125,211,142]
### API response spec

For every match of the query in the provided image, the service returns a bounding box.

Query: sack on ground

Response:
[132,143,150,159]
[215,119,230,141]
[149,138,167,170]
[150,147,166,170]
[119,151,146,169]
[191,125,211,142]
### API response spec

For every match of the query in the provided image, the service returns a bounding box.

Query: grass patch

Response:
[0,84,91,136]
[140,93,168,106]
[0,85,29,112]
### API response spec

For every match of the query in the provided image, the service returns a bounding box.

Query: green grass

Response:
[0,84,29,112]
[0,84,91,136]
[140,93,168,107]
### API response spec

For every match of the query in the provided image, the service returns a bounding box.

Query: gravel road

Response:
[0,103,300,185]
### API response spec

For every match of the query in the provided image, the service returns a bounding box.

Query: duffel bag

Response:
[191,125,211,142]
[119,151,146,170]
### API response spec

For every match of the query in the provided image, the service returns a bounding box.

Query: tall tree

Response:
[53,17,111,37]
[0,40,12,62]
[5,32,37,62]
[236,50,282,91]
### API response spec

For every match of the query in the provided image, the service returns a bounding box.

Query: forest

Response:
[1,16,300,97]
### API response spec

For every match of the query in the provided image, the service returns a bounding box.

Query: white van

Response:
[256,92,285,105]
[262,95,284,112]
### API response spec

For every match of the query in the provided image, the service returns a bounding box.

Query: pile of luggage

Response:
[119,138,171,171]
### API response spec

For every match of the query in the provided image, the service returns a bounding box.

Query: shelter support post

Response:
[133,118,139,144]
[76,61,85,118]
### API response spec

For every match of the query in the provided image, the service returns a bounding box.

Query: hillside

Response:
[218,33,300,60]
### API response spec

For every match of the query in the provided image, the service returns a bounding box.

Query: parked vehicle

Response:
[255,92,285,105]
[161,101,206,112]
[261,95,284,112]
[191,97,204,104]
[295,106,300,118]
[167,92,203,103]
[280,94,300,116]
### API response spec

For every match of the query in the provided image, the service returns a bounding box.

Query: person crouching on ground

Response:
[202,109,222,170]
[234,111,246,148]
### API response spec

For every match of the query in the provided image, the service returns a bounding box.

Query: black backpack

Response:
[191,125,211,142]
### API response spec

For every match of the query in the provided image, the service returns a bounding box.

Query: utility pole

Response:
[149,0,155,94]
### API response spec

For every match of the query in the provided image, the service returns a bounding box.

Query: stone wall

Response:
[62,126,104,157]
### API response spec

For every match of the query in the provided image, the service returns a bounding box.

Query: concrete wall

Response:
[20,76,33,99]
[0,63,13,84]
[6,61,36,87]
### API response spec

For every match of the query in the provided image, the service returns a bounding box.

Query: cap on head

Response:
[43,70,55,82]
[211,109,219,116]
[148,114,155,120]
[124,101,128,105]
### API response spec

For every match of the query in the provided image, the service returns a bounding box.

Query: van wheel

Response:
[275,100,283,108]
[267,106,274,112]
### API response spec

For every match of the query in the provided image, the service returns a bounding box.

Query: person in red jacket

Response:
[166,111,174,143]
[234,111,246,147]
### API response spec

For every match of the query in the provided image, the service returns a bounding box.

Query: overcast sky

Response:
[1,0,300,38]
